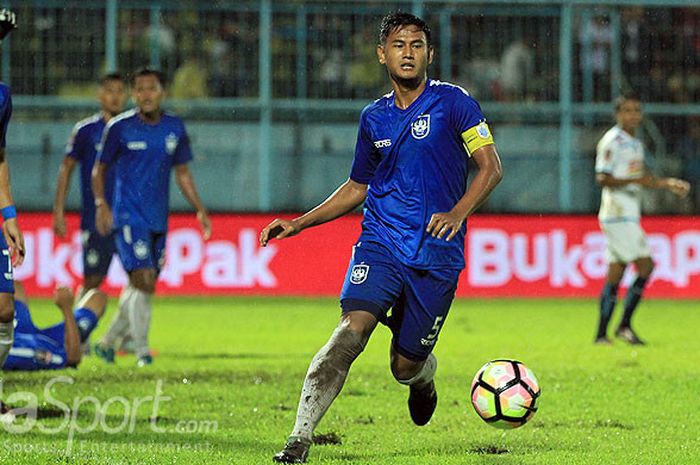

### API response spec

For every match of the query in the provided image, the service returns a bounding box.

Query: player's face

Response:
[377,25,433,84]
[616,99,643,131]
[98,79,127,116]
[133,75,165,115]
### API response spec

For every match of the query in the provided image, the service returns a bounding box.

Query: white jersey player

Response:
[594,94,689,345]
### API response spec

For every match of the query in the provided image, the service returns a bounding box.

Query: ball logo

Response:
[411,114,430,140]
[350,264,369,284]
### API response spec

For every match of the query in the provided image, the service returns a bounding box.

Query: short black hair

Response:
[131,67,167,87]
[99,72,125,86]
[379,12,432,47]
[614,92,641,112]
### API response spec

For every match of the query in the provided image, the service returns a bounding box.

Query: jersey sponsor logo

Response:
[411,114,430,140]
[134,240,150,260]
[127,141,147,151]
[165,133,179,155]
[373,139,392,148]
[350,263,369,284]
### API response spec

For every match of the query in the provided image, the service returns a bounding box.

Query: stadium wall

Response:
[7,121,599,214]
[15,213,700,299]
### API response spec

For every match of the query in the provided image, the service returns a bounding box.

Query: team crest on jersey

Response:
[165,133,179,155]
[411,114,430,140]
[134,240,149,260]
[86,249,99,267]
[350,264,369,285]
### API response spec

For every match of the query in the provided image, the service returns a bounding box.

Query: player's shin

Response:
[620,276,648,328]
[101,285,134,347]
[396,353,437,388]
[127,288,152,359]
[290,325,366,441]
[597,282,618,339]
[0,320,12,367]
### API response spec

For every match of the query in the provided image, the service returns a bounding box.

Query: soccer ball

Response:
[470,359,540,429]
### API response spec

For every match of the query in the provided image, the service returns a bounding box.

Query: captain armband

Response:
[461,122,494,156]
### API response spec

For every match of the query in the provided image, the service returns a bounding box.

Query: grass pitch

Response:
[1,296,698,464]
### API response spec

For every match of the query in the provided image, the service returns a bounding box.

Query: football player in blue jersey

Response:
[53,73,127,293]
[92,68,211,367]
[2,282,106,371]
[0,8,23,375]
[52,74,127,356]
[261,12,503,463]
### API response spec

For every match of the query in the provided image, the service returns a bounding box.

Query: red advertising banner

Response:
[12,213,700,298]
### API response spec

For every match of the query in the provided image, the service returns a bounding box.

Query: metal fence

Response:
[4,0,700,214]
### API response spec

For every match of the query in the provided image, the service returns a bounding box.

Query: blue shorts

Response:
[340,241,461,361]
[0,233,14,294]
[115,224,166,273]
[81,229,116,277]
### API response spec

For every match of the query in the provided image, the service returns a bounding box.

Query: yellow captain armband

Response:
[461,122,494,156]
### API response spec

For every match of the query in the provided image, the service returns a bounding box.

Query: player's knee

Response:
[320,325,366,368]
[130,272,156,294]
[638,258,655,278]
[0,295,14,323]
[83,275,104,291]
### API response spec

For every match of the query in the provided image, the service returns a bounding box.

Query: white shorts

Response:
[600,221,651,264]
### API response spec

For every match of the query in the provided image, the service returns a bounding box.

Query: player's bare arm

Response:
[426,145,503,241]
[52,156,78,238]
[54,286,81,367]
[596,172,690,197]
[174,163,211,240]
[260,178,368,247]
[91,161,113,236]
[0,147,24,266]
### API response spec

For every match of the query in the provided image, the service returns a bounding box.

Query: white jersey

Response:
[595,125,645,222]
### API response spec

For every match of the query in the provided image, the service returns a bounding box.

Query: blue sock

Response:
[74,308,99,343]
[621,277,648,328]
[597,282,618,338]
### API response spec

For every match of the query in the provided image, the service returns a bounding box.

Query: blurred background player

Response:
[261,12,503,463]
[3,282,105,370]
[92,68,211,367]
[594,93,690,345]
[52,73,127,353]
[53,73,127,291]
[0,8,23,373]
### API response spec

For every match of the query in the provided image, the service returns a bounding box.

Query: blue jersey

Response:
[3,301,67,371]
[0,82,12,148]
[98,109,193,232]
[350,80,494,270]
[66,113,115,231]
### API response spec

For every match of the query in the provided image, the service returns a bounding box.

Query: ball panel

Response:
[499,384,533,419]
[471,384,497,420]
[517,362,540,393]
[480,361,516,390]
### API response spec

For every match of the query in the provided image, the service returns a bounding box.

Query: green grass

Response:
[1,296,698,464]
